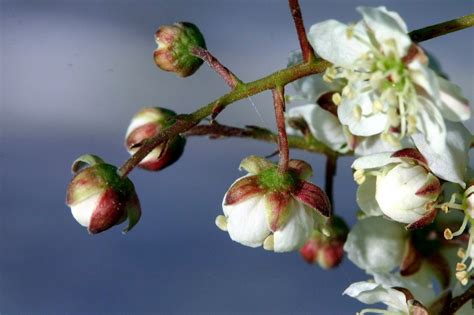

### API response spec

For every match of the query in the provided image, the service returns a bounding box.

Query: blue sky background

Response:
[1,0,473,313]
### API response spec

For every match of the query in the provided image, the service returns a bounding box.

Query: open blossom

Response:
[215,156,331,252]
[66,154,141,234]
[308,6,471,153]
[125,107,186,171]
[353,148,442,228]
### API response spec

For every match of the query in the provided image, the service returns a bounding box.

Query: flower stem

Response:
[325,155,337,206]
[191,46,243,89]
[288,0,315,62]
[272,86,289,174]
[409,13,474,42]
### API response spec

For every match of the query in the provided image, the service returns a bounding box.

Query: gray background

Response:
[1,0,473,313]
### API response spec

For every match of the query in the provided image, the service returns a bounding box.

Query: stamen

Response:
[353,105,362,121]
[451,215,469,237]
[458,248,466,259]
[263,235,274,251]
[456,262,467,271]
[215,215,228,231]
[456,270,469,286]
[332,93,342,106]
[354,169,366,185]
[444,228,453,240]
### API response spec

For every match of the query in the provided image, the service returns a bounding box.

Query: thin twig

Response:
[191,46,243,89]
[288,0,315,62]
[441,284,474,314]
[409,13,474,42]
[272,86,289,173]
[325,155,337,206]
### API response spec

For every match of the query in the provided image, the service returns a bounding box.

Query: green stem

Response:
[409,13,474,42]
[117,14,474,178]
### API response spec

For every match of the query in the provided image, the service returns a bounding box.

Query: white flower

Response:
[308,6,471,153]
[216,156,331,252]
[353,148,441,227]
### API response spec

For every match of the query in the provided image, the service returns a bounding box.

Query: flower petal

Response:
[273,199,314,252]
[224,195,271,248]
[415,95,446,154]
[352,152,397,170]
[437,76,471,121]
[287,104,350,153]
[308,20,370,68]
[357,6,411,56]
[344,216,407,273]
[343,281,408,312]
[412,121,471,187]
[338,90,388,136]
[356,175,383,217]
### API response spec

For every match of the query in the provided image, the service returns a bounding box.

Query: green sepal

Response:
[71,154,105,173]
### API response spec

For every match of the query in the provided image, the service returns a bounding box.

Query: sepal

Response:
[292,180,331,217]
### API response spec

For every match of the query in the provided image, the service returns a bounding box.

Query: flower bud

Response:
[66,154,141,234]
[125,107,186,171]
[217,156,331,253]
[353,148,441,229]
[154,22,206,77]
[300,216,348,269]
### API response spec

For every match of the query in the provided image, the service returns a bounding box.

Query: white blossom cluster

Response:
[284,6,473,314]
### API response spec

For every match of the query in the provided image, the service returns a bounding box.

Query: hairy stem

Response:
[289,0,315,62]
[409,13,474,42]
[272,86,289,173]
[191,46,243,89]
[117,14,474,178]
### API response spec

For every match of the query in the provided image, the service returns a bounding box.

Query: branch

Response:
[441,284,474,315]
[289,0,315,62]
[409,13,474,42]
[272,86,290,173]
[325,155,337,206]
[117,14,474,178]
[184,123,337,157]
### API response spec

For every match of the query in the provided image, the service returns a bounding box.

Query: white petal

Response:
[71,193,101,227]
[355,135,411,156]
[409,61,440,101]
[343,216,406,273]
[357,176,383,217]
[224,195,271,248]
[343,281,408,312]
[308,20,369,68]
[437,76,471,121]
[273,200,314,252]
[375,164,433,224]
[413,121,471,187]
[287,104,349,153]
[357,6,411,56]
[338,90,388,136]
[352,152,397,170]
[416,95,446,153]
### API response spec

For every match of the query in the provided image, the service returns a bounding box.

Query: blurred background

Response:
[1,0,473,313]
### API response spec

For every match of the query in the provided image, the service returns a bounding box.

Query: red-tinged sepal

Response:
[224,176,263,206]
[391,148,428,168]
[71,154,105,173]
[88,188,125,234]
[406,208,437,230]
[122,191,142,234]
[264,191,292,231]
[288,159,313,180]
[400,239,423,277]
[239,155,273,175]
[292,181,331,217]
[415,173,441,198]
[392,287,429,315]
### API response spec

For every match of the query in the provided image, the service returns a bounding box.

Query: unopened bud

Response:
[125,107,186,171]
[66,154,141,234]
[154,22,206,77]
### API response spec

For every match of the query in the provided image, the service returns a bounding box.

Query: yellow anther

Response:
[457,248,466,259]
[444,228,453,240]
[353,169,366,185]
[372,99,383,113]
[263,235,274,251]
[332,93,342,106]
[215,215,228,232]
[346,24,355,39]
[456,262,467,271]
[456,271,469,286]
[353,105,362,121]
